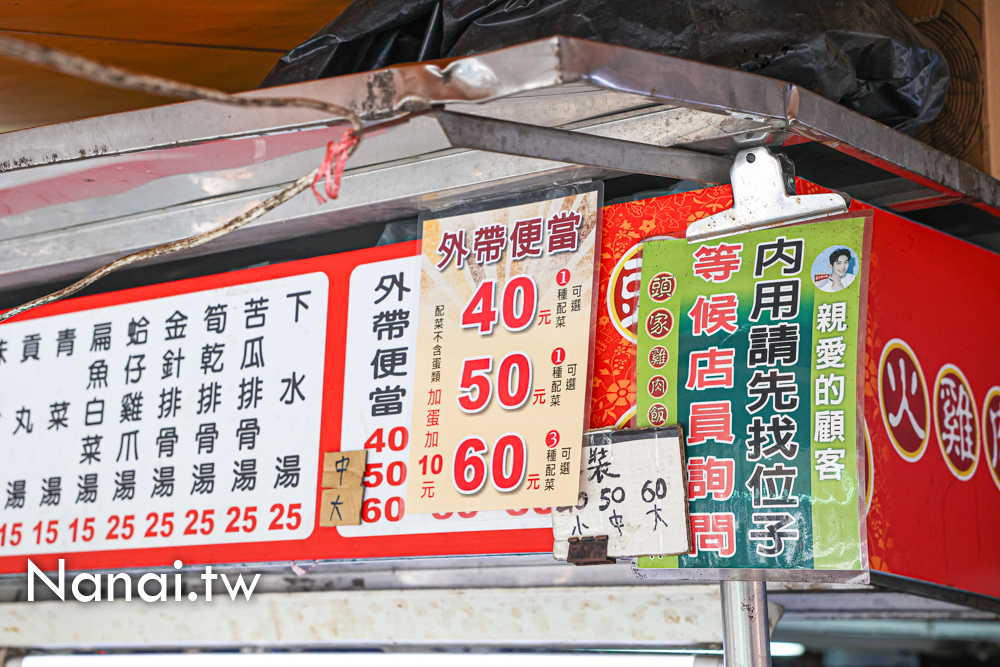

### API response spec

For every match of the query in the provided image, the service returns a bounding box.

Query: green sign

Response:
[635,216,869,573]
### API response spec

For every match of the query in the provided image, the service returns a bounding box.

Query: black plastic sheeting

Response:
[260,0,949,135]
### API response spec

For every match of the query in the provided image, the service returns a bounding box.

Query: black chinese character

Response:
[196,423,219,454]
[151,466,174,498]
[48,402,69,430]
[162,348,184,379]
[165,311,188,340]
[236,418,260,450]
[280,373,305,405]
[747,323,800,367]
[113,470,136,501]
[238,376,263,410]
[749,279,800,322]
[753,236,804,277]
[749,512,799,557]
[120,392,144,422]
[275,455,300,488]
[76,474,98,504]
[372,309,410,340]
[369,385,405,416]
[646,505,670,531]
[56,328,76,357]
[80,434,102,464]
[287,291,311,322]
[241,337,264,369]
[40,477,61,506]
[191,463,215,495]
[232,459,257,492]
[745,415,800,461]
[21,334,40,362]
[158,387,182,419]
[746,370,799,413]
[88,359,109,389]
[127,317,149,346]
[586,447,619,484]
[200,343,225,374]
[374,273,410,304]
[124,354,145,384]
[371,347,407,379]
[5,480,25,509]
[13,407,32,435]
[156,427,177,458]
[745,463,799,508]
[90,323,112,352]
[85,398,105,426]
[205,304,227,333]
[117,430,139,462]
[197,382,222,414]
[244,297,268,328]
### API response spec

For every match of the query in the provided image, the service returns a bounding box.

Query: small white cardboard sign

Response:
[553,427,690,560]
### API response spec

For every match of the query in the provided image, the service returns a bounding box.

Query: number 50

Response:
[453,433,527,494]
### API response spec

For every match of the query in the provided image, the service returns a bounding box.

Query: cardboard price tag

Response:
[553,427,690,560]
[318,450,367,527]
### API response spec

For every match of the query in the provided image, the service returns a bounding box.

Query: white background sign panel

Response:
[0,274,327,555]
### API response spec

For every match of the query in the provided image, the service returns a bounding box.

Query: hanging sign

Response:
[552,426,690,560]
[408,185,603,513]
[633,214,871,576]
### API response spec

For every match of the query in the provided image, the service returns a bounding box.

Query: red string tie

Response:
[311,130,358,204]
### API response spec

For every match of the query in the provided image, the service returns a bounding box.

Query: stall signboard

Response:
[0,241,555,576]
[408,185,603,513]
[632,216,871,575]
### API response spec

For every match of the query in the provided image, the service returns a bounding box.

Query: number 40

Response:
[461,275,537,335]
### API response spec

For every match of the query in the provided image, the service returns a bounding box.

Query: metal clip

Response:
[567,535,615,566]
[685,147,849,243]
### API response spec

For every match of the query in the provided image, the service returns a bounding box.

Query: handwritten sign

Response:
[553,427,690,559]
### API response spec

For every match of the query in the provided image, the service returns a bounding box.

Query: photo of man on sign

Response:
[813,246,858,293]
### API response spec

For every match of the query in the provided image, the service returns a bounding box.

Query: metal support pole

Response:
[720,580,771,667]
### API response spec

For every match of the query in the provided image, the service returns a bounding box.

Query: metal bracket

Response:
[685,147,849,243]
[433,109,733,185]
[567,536,615,566]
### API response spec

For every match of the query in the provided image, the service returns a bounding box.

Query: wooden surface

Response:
[0,1,352,132]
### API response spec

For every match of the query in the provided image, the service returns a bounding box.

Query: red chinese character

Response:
[689,512,736,557]
[647,272,676,302]
[687,456,735,501]
[509,218,544,260]
[473,223,508,264]
[685,347,735,390]
[547,211,581,254]
[647,403,668,426]
[527,474,541,490]
[688,293,739,336]
[687,400,735,445]
[436,230,470,270]
[692,242,744,283]
[532,388,547,405]
[537,309,552,325]
[644,308,674,340]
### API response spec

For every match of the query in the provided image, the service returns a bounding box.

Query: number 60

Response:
[453,433,527,494]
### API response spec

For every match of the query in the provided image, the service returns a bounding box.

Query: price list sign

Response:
[408,185,603,513]
[634,214,871,575]
[0,274,327,557]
